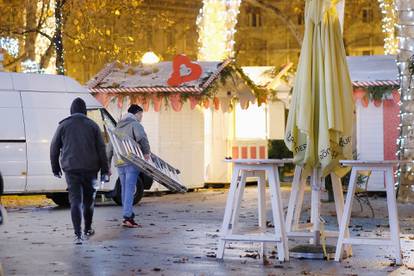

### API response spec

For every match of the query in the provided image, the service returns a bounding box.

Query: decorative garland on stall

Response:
[352,85,400,107]
[92,61,269,112]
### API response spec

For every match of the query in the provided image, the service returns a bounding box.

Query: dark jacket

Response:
[50,113,109,175]
[107,113,150,167]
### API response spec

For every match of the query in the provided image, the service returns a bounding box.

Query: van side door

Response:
[0,90,27,193]
[21,92,68,192]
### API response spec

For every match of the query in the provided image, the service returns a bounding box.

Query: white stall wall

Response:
[158,102,205,189]
[356,101,385,191]
[267,101,286,140]
[204,108,233,183]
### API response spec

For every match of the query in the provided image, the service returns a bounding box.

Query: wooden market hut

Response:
[88,58,283,189]
[347,55,400,191]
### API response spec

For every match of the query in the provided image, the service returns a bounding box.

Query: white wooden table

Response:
[335,160,407,265]
[217,159,291,262]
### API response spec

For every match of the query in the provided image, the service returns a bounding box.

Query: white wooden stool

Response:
[335,160,403,265]
[217,159,290,261]
[285,166,347,241]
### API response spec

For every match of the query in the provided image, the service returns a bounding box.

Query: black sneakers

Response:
[84,229,95,237]
[74,235,83,245]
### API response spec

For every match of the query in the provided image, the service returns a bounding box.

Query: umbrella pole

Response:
[290,167,337,259]
[310,167,321,245]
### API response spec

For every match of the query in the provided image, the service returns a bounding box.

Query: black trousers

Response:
[65,172,97,236]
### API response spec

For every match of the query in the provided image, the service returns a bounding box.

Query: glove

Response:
[53,171,62,178]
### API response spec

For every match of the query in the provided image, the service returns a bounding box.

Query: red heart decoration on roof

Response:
[167,54,202,86]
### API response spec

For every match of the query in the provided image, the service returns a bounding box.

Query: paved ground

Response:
[1,187,414,276]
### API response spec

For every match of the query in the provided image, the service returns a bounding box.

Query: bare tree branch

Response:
[0,27,54,42]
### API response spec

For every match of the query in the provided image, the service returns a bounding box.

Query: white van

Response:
[0,72,150,206]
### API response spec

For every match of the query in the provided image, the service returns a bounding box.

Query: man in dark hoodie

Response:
[107,104,150,228]
[50,97,109,244]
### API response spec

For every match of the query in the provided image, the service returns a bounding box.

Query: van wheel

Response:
[112,178,144,206]
[49,193,70,207]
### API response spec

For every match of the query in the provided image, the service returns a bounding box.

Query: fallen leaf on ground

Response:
[243,253,259,259]
[206,252,216,258]
[173,257,189,263]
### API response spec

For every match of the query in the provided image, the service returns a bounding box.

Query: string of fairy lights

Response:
[0,37,19,57]
[196,0,241,61]
[395,0,414,199]
[54,0,65,75]
[378,0,398,55]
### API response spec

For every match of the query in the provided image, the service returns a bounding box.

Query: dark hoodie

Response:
[50,98,109,175]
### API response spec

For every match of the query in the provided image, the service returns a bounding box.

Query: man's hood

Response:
[70,97,87,115]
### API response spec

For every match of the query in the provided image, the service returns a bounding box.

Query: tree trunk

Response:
[54,0,65,75]
[25,0,38,61]
[40,42,54,70]
[396,0,414,202]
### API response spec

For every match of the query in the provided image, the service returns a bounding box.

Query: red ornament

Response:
[167,54,202,86]
[131,95,140,105]
[117,96,124,109]
[352,88,366,101]
[169,93,183,112]
[203,99,210,109]
[374,99,382,107]
[137,95,149,112]
[189,96,199,110]
[94,93,111,107]
[213,97,220,110]
[392,89,400,103]
[152,95,163,112]
[361,96,369,108]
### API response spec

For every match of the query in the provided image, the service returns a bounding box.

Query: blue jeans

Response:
[117,164,140,219]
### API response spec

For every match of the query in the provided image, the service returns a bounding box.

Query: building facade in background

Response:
[64,0,384,83]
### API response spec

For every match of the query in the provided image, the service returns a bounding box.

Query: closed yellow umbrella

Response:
[285,0,353,177]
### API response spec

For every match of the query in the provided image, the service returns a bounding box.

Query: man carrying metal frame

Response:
[107,104,151,228]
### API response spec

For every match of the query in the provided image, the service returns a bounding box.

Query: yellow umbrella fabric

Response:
[284,0,354,177]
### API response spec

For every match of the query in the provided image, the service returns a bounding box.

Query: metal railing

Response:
[107,128,187,193]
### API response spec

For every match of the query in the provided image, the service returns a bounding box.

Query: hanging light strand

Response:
[378,0,398,55]
[395,0,414,201]
[197,0,241,61]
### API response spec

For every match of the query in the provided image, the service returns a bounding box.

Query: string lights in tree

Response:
[395,0,414,202]
[0,37,19,57]
[378,0,398,55]
[54,0,65,75]
[197,0,241,61]
[21,59,45,74]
